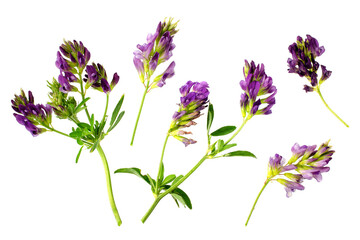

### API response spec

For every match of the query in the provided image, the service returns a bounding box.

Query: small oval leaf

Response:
[210,126,236,136]
[75,145,84,163]
[114,167,151,185]
[207,103,214,132]
[223,150,256,158]
[162,174,176,186]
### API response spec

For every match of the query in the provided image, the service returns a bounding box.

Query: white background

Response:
[1,0,359,239]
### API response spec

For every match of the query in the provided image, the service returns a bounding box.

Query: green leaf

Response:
[76,138,84,145]
[170,188,192,209]
[69,131,82,138]
[217,139,224,152]
[206,103,214,132]
[107,111,125,133]
[75,146,84,163]
[114,167,150,185]
[77,122,91,130]
[210,126,236,136]
[90,138,100,153]
[147,174,156,192]
[74,97,90,114]
[110,94,124,126]
[222,143,237,151]
[171,175,184,186]
[222,150,256,158]
[171,195,180,208]
[162,174,176,186]
[158,162,164,184]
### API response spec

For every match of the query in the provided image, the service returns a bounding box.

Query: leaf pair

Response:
[206,103,256,159]
[115,168,192,209]
[107,94,125,133]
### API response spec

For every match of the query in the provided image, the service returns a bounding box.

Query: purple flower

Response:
[11,90,52,136]
[169,81,210,146]
[266,140,334,197]
[85,65,99,86]
[55,51,70,72]
[287,35,330,91]
[58,73,77,93]
[291,143,308,159]
[101,78,111,94]
[298,167,330,182]
[320,65,332,82]
[110,72,120,90]
[267,154,296,178]
[149,52,159,72]
[58,40,91,71]
[134,18,178,88]
[83,63,117,93]
[240,60,276,118]
[303,85,314,92]
[277,179,305,198]
[133,57,145,82]
[156,61,175,88]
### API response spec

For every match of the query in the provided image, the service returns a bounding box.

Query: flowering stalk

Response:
[287,35,348,127]
[117,60,276,223]
[245,140,334,226]
[12,40,124,226]
[130,18,178,145]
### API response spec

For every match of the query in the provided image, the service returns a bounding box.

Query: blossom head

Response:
[297,140,334,182]
[169,81,210,146]
[84,63,119,94]
[266,140,334,197]
[57,40,91,72]
[239,60,276,118]
[12,90,52,136]
[287,35,331,92]
[133,18,178,89]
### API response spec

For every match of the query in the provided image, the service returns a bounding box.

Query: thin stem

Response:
[245,178,270,226]
[315,87,349,127]
[47,126,71,138]
[142,154,208,223]
[96,144,122,226]
[78,72,92,123]
[130,81,149,146]
[155,133,170,195]
[224,117,249,146]
[101,94,110,124]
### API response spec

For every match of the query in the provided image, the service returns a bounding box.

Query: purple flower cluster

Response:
[55,40,91,93]
[133,18,178,88]
[169,81,210,146]
[11,90,52,136]
[84,63,120,94]
[287,35,332,92]
[56,40,119,94]
[239,60,277,118]
[267,141,334,197]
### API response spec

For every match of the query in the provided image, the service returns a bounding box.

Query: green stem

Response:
[101,94,110,124]
[315,87,349,127]
[224,117,249,146]
[155,133,170,195]
[142,154,208,223]
[47,127,71,138]
[78,72,92,123]
[96,144,122,226]
[245,178,270,226]
[130,81,149,146]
